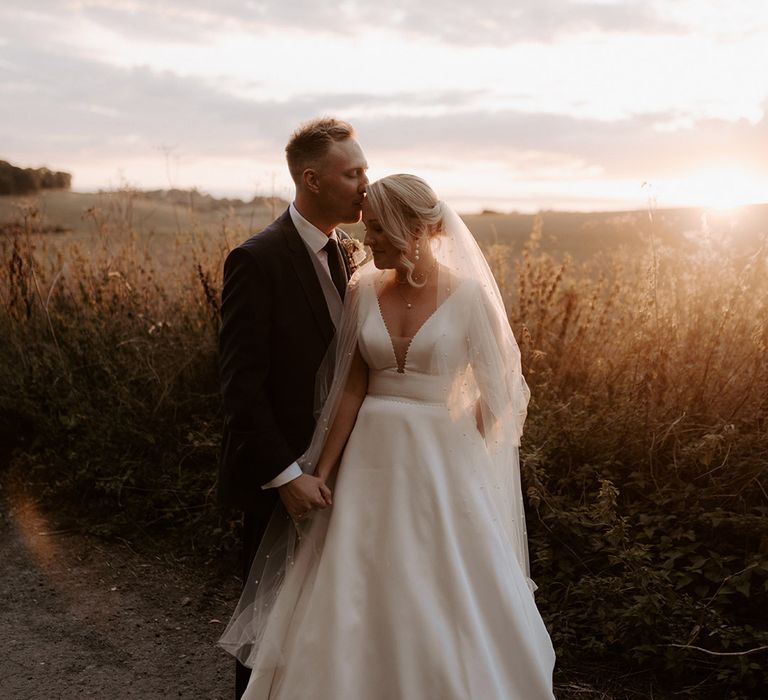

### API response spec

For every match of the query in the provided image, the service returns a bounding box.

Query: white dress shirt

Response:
[262,203,342,489]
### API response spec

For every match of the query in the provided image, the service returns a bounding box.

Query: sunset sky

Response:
[1,1,766,212]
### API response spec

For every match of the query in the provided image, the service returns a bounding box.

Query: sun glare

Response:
[662,166,768,211]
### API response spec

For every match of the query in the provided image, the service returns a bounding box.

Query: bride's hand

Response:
[278,474,332,520]
[313,457,341,489]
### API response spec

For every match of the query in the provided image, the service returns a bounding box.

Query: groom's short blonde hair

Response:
[285,117,356,184]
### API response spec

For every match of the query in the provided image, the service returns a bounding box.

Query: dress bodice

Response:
[357,276,475,402]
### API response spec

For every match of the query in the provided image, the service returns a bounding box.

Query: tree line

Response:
[0,160,71,195]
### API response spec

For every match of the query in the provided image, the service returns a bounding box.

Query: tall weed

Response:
[1,200,766,695]
[495,216,768,696]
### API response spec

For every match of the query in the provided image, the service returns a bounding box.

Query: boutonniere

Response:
[340,237,368,274]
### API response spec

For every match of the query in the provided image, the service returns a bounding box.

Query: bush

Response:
[496,219,768,697]
[1,201,766,696]
[0,160,71,194]
[1,202,234,555]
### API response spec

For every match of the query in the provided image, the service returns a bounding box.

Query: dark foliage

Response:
[1,205,766,697]
[0,160,72,195]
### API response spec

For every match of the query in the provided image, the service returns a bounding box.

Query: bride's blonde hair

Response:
[365,174,444,287]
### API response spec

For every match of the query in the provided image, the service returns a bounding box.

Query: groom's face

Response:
[316,138,369,224]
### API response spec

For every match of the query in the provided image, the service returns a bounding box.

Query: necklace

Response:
[395,285,414,309]
[396,258,437,286]
[395,260,437,309]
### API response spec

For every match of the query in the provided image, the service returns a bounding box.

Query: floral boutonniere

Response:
[340,237,368,275]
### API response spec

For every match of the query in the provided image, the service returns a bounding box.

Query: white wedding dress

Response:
[240,275,556,700]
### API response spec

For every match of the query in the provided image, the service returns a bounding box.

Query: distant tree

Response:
[0,170,13,194]
[0,160,72,195]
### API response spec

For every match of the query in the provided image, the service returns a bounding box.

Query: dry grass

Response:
[1,195,767,698]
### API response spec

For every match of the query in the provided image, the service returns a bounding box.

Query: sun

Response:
[663,166,768,211]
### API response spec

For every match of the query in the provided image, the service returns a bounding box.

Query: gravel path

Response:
[0,478,655,700]
[0,480,241,699]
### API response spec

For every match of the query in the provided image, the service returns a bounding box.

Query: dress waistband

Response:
[367,370,451,404]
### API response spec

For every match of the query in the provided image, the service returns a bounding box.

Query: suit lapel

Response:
[280,210,335,345]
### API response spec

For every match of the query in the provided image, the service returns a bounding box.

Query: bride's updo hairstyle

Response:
[365,174,444,287]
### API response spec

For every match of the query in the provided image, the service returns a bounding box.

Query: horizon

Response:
[2,1,767,213]
[60,182,766,217]
[6,154,768,217]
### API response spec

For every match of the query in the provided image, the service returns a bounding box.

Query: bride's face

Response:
[362,199,402,270]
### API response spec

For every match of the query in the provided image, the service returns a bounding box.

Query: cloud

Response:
[0,42,305,159]
[2,37,765,200]
[386,0,682,45]
[354,106,768,180]
[0,0,682,47]
[0,39,487,162]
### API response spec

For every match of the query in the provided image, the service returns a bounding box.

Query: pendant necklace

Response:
[396,285,414,309]
[395,260,437,309]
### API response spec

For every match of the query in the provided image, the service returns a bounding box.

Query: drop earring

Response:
[415,238,421,261]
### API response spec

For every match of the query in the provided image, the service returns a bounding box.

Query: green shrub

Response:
[1,201,766,696]
[498,220,768,696]
[1,202,235,556]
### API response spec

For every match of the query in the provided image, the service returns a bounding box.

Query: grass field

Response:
[3,189,767,260]
[2,189,767,698]
[0,189,282,251]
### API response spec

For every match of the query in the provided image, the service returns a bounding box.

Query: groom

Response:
[218,117,368,697]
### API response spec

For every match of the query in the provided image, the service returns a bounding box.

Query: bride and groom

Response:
[217,118,556,699]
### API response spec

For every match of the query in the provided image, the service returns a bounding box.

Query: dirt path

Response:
[0,478,658,700]
[0,481,241,699]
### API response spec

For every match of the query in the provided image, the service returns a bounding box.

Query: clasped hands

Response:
[278,473,332,521]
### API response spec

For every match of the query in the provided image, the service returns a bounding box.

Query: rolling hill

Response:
[2,189,766,260]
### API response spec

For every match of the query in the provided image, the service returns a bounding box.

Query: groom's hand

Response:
[278,474,332,519]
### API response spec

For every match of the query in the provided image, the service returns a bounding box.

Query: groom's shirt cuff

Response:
[261,462,302,489]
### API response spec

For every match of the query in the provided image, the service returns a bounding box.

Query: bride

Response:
[219,174,556,699]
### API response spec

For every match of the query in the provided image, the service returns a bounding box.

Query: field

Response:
[3,189,767,258]
[2,189,767,698]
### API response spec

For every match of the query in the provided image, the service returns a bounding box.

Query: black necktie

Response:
[324,238,347,300]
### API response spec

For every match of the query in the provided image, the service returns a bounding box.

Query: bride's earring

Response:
[415,238,421,262]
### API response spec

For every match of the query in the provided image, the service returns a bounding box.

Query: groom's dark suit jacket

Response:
[218,208,350,517]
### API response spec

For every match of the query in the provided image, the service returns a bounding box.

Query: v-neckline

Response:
[374,284,459,374]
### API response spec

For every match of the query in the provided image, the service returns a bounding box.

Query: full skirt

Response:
[243,395,556,699]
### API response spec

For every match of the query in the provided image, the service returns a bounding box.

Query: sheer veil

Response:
[218,200,532,671]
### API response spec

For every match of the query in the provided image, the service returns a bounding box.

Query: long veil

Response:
[217,201,532,673]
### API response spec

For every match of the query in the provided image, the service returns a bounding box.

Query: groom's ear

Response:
[303,168,321,194]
